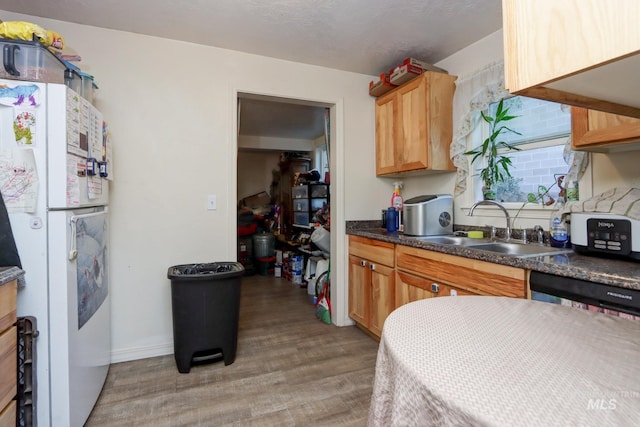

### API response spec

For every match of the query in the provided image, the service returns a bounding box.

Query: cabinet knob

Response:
[360,260,366,267]
[369,263,376,271]
[431,283,440,293]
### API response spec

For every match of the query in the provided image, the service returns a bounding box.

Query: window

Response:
[477,96,572,204]
[313,142,329,181]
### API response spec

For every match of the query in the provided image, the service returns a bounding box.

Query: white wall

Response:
[1,10,378,364]
[237,151,280,201]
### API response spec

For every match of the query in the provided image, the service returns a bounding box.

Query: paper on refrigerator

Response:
[0,148,38,212]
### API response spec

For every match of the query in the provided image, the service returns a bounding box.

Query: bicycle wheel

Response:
[315,270,330,298]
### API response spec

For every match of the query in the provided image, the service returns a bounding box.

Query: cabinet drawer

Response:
[0,280,17,333]
[310,184,329,198]
[396,245,526,298]
[310,198,328,211]
[293,212,310,225]
[292,198,308,212]
[0,326,17,415]
[0,400,16,427]
[292,185,308,199]
[349,236,394,267]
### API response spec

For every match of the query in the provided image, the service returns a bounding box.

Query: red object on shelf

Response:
[237,222,257,236]
[369,71,397,97]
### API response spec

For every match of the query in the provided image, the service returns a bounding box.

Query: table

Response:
[368,296,640,426]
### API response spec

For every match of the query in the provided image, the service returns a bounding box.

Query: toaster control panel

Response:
[586,218,632,254]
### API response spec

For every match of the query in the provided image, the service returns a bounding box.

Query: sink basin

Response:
[465,241,573,257]
[413,235,490,246]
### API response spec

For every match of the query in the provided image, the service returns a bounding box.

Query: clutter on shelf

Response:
[368,57,449,97]
[0,20,99,104]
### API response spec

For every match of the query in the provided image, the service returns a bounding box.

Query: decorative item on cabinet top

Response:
[369,57,448,97]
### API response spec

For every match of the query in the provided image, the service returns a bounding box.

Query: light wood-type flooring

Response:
[86,273,379,426]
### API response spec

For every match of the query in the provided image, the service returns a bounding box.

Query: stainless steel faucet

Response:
[468,200,511,241]
[533,225,545,245]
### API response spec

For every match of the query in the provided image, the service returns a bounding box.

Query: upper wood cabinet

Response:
[572,107,640,152]
[375,71,457,176]
[502,0,640,118]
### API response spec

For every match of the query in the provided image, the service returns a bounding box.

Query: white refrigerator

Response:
[0,80,112,426]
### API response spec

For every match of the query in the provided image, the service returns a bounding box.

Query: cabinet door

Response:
[0,326,17,418]
[502,0,640,117]
[396,76,429,172]
[396,270,479,310]
[375,94,397,175]
[396,270,431,308]
[375,72,456,176]
[348,255,370,327]
[572,107,640,151]
[369,262,395,338]
[396,245,526,298]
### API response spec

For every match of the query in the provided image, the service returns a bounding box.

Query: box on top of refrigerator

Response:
[0,38,67,83]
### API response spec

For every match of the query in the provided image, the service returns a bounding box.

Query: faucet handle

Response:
[486,224,497,240]
[533,225,545,245]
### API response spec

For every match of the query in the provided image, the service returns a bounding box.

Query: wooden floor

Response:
[86,274,380,426]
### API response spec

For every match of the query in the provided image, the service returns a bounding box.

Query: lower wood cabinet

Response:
[348,236,395,338]
[0,279,17,427]
[396,270,478,307]
[348,237,528,338]
[396,245,527,299]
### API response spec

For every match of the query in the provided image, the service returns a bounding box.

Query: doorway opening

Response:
[235,93,333,311]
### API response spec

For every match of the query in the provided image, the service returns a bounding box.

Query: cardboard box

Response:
[369,80,396,97]
[390,64,424,86]
[369,72,397,97]
[400,57,448,74]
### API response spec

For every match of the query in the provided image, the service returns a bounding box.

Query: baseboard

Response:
[110,342,173,363]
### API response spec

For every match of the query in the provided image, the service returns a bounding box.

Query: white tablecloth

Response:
[369,296,640,426]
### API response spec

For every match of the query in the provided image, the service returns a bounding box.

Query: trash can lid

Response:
[167,262,244,281]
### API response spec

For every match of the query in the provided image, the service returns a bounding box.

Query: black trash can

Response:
[167,262,244,373]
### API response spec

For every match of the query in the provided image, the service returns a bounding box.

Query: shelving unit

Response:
[291,183,329,226]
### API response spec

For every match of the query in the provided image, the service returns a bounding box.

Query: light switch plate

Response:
[207,194,217,210]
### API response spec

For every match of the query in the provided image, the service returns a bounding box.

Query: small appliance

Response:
[571,212,640,261]
[403,194,453,236]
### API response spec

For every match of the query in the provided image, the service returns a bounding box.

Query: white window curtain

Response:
[449,61,588,197]
[450,61,510,196]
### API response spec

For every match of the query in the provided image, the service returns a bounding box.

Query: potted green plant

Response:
[464,99,522,200]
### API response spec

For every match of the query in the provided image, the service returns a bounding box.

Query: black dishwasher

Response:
[530,271,640,318]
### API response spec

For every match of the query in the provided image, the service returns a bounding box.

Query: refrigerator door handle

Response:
[69,219,78,260]
[68,209,107,260]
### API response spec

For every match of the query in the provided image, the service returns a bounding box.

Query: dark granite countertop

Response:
[0,266,25,286]
[347,221,640,291]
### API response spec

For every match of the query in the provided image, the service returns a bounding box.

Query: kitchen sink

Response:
[465,241,573,257]
[409,235,573,258]
[413,235,490,245]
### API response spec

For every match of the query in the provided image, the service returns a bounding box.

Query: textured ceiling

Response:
[1,0,502,140]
